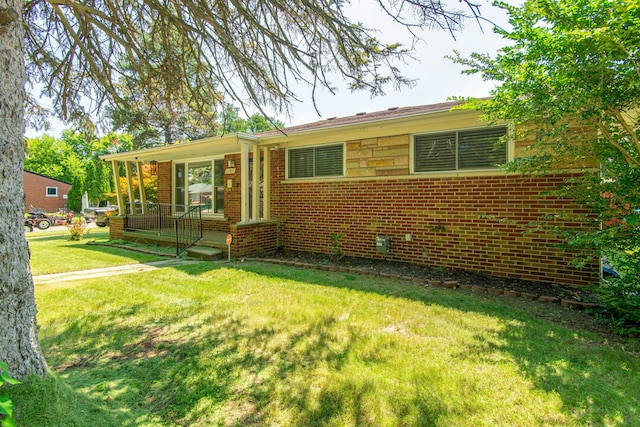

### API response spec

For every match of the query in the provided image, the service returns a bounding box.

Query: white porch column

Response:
[240,142,249,222]
[111,160,125,216]
[125,161,136,214]
[136,161,147,214]
[263,147,271,220]
[252,144,260,221]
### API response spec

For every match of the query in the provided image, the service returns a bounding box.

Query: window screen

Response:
[457,127,507,169]
[289,144,343,178]
[414,132,456,172]
[415,127,506,172]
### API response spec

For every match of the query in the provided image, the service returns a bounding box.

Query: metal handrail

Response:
[175,205,203,257]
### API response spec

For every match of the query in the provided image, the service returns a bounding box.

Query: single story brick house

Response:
[102,100,598,286]
[23,170,72,213]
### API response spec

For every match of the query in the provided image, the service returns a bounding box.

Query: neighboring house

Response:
[23,170,72,213]
[102,100,598,286]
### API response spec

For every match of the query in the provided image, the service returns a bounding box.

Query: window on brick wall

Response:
[414,127,507,173]
[45,186,58,197]
[288,144,343,178]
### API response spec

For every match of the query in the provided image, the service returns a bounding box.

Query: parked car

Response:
[83,204,118,227]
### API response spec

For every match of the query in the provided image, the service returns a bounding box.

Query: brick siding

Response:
[230,221,279,258]
[147,134,598,287]
[109,216,125,240]
[223,154,242,223]
[270,149,597,286]
[23,171,72,212]
[157,162,172,205]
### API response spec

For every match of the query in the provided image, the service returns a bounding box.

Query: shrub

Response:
[66,218,88,241]
[596,251,640,332]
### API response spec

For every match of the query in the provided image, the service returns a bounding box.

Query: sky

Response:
[25,0,512,137]
[284,0,511,126]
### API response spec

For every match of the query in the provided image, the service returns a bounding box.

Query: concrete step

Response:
[186,246,223,261]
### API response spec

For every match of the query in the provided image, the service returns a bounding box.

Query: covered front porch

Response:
[102,133,280,258]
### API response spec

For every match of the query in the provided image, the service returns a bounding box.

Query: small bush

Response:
[330,233,343,261]
[596,251,640,331]
[66,218,88,241]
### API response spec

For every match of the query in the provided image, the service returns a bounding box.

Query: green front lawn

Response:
[12,256,640,426]
[27,231,167,275]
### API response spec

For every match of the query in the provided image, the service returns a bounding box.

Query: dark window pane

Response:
[458,127,507,169]
[289,147,314,178]
[415,132,456,172]
[315,145,343,176]
[214,159,224,213]
[174,163,185,212]
[289,144,343,178]
[414,127,506,172]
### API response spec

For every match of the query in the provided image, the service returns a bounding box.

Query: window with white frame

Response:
[45,186,58,197]
[414,127,507,173]
[288,144,344,178]
[174,159,225,214]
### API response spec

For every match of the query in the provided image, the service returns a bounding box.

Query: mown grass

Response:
[12,256,640,426]
[26,231,167,275]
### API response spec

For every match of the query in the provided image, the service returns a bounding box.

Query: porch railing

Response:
[125,203,203,256]
[125,203,177,237]
[175,206,203,257]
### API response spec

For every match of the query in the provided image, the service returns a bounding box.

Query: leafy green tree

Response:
[24,134,83,184]
[453,0,640,325]
[219,108,285,135]
[24,131,133,209]
[107,27,221,148]
[66,175,84,212]
[5,0,480,378]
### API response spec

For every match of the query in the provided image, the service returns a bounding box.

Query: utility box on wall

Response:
[376,236,390,254]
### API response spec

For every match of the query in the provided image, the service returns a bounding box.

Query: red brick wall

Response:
[109,216,125,239]
[224,154,242,223]
[149,145,597,286]
[230,221,279,258]
[202,219,230,233]
[23,171,72,213]
[157,162,172,205]
[269,150,597,286]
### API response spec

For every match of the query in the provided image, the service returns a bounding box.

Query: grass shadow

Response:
[27,259,640,425]
[33,305,376,425]
[229,261,640,425]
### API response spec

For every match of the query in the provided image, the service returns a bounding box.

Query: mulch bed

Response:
[250,249,601,310]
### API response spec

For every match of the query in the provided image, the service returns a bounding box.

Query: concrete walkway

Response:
[33,259,202,285]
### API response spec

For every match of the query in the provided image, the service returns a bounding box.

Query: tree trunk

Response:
[0,0,48,378]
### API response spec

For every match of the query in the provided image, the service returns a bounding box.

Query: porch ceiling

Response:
[101,133,257,163]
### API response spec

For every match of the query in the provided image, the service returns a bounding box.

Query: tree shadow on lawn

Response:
[227,261,640,426]
[38,301,420,426]
[31,260,640,426]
